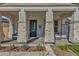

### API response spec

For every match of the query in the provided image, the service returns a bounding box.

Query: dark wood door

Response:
[30,20,37,37]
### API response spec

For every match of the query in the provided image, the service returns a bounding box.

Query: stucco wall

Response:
[57,18,69,36]
[3,23,9,38]
[61,18,68,35]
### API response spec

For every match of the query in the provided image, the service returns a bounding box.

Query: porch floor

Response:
[1,37,72,45]
[1,37,44,44]
[55,39,71,45]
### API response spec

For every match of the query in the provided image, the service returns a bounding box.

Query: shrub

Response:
[21,44,30,50]
[10,44,16,49]
[36,44,43,51]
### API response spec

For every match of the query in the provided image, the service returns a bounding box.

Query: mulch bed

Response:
[51,45,75,56]
[0,46,46,52]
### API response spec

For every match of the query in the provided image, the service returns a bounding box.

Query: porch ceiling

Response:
[0,11,74,21]
[0,11,19,21]
[54,11,73,20]
[0,11,19,16]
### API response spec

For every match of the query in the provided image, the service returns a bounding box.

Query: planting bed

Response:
[51,45,76,56]
[0,45,47,56]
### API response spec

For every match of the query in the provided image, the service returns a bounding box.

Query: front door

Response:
[30,20,37,37]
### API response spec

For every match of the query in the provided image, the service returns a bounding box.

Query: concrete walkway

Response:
[45,44,56,56]
[28,37,44,44]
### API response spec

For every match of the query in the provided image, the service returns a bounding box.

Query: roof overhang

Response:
[0,3,77,7]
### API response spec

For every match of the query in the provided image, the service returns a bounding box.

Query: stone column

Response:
[69,14,74,43]
[0,16,4,43]
[72,8,79,43]
[8,18,13,40]
[17,9,27,43]
[45,9,54,43]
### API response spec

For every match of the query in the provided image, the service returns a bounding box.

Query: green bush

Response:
[36,44,43,51]
[10,44,16,49]
[21,44,30,50]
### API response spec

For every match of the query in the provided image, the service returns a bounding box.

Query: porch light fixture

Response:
[67,17,72,21]
[65,17,72,24]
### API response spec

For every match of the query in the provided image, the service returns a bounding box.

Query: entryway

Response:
[27,11,45,44]
[30,20,37,37]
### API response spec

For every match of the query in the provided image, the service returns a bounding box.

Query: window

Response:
[54,20,58,33]
[2,16,9,23]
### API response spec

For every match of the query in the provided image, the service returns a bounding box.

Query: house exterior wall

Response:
[58,18,69,36]
[61,18,69,36]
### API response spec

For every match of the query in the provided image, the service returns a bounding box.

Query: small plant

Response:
[36,44,43,51]
[10,44,16,49]
[21,44,30,50]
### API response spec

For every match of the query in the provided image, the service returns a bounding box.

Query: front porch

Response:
[0,6,77,44]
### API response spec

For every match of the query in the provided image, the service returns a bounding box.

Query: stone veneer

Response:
[69,22,74,43]
[73,23,79,43]
[17,9,27,43]
[45,9,54,43]
[73,8,79,43]
[69,8,79,43]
